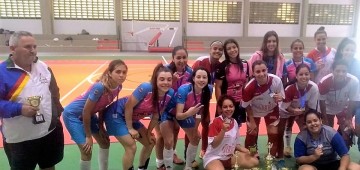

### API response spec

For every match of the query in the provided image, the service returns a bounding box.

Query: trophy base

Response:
[33,114,45,124]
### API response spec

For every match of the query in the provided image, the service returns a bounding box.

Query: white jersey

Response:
[241,74,284,117]
[203,115,239,168]
[318,73,360,115]
[280,81,319,118]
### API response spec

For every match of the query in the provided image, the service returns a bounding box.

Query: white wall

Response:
[54,20,116,35]
[121,21,182,51]
[0,19,42,34]
[248,24,300,37]
[306,25,353,37]
[187,23,243,37]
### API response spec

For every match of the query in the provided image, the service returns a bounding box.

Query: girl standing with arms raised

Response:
[63,59,128,170]
[103,64,175,170]
[248,31,286,78]
[307,26,336,83]
[215,39,249,125]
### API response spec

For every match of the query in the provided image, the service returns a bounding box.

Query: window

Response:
[308,4,354,25]
[188,0,242,23]
[53,0,114,20]
[250,2,300,24]
[122,0,180,21]
[0,0,41,19]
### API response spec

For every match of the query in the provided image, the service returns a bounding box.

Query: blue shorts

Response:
[104,114,143,137]
[62,111,99,145]
[355,106,360,124]
[176,116,195,129]
[160,111,175,123]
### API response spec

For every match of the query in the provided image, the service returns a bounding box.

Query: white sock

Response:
[80,160,91,170]
[156,158,164,168]
[185,144,198,167]
[285,130,292,147]
[163,148,174,169]
[138,168,144,170]
[98,148,109,170]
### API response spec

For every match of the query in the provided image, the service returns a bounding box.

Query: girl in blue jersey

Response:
[294,110,360,170]
[63,59,128,170]
[156,46,191,168]
[103,64,174,170]
[175,67,212,170]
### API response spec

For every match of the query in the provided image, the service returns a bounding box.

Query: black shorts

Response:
[311,160,340,170]
[233,102,246,124]
[4,120,64,170]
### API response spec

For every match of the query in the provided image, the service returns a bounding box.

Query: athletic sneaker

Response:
[284,146,292,158]
[157,164,166,170]
[192,160,199,168]
[183,166,192,170]
[173,153,185,164]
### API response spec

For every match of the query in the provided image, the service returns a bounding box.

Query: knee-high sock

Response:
[284,130,292,147]
[185,144,198,167]
[98,148,109,170]
[80,160,91,170]
[156,158,164,168]
[163,148,174,169]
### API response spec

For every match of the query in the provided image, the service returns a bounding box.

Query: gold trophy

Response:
[265,142,275,170]
[234,151,239,170]
[27,96,45,124]
[248,144,257,156]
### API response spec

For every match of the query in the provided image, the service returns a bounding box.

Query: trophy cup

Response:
[27,96,45,124]
[234,151,240,170]
[265,142,276,170]
[248,144,257,156]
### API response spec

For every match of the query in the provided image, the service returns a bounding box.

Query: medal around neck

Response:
[27,96,45,124]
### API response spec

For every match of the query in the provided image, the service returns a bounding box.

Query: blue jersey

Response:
[64,82,121,117]
[294,125,348,164]
[283,57,317,81]
[175,83,213,114]
[166,64,193,92]
[105,82,175,121]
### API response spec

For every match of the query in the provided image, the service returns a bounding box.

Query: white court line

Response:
[161,56,169,64]
[60,61,109,102]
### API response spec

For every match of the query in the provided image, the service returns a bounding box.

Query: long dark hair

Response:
[150,63,173,111]
[190,67,211,119]
[260,31,280,57]
[98,59,127,93]
[290,39,304,50]
[331,59,348,70]
[223,39,244,74]
[334,37,356,61]
[217,94,236,109]
[285,63,311,88]
[168,46,188,73]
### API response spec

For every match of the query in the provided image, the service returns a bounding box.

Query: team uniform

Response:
[294,125,349,170]
[280,81,319,123]
[241,74,284,156]
[103,82,175,136]
[283,57,317,81]
[0,56,64,169]
[174,83,213,128]
[248,51,286,78]
[307,47,336,83]
[166,64,192,92]
[62,82,121,144]
[192,56,220,85]
[215,60,249,124]
[203,115,240,169]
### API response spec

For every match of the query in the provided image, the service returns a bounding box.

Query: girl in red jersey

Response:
[279,64,319,162]
[307,26,336,83]
[241,60,284,169]
[203,95,259,170]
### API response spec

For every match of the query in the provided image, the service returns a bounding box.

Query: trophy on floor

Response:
[234,151,240,170]
[248,144,257,156]
[265,142,275,170]
[27,96,45,124]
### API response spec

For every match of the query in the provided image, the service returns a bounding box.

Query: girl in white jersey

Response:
[241,60,284,167]
[204,95,259,170]
[318,59,360,148]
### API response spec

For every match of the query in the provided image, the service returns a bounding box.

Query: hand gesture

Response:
[173,72,184,82]
[21,104,38,117]
[187,103,204,116]
[293,108,304,116]
[313,146,323,159]
[222,122,230,131]
[129,128,140,139]
[272,93,283,103]
[316,59,325,70]
[83,136,93,154]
